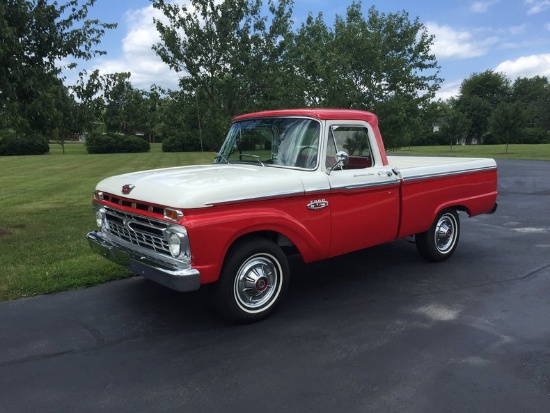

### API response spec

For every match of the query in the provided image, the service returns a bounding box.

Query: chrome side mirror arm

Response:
[326,151,349,175]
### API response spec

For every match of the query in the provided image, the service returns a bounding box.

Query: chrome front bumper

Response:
[86,231,201,292]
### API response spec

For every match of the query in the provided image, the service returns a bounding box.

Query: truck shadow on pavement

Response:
[120,238,425,330]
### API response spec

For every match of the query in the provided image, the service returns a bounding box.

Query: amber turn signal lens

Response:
[164,208,183,221]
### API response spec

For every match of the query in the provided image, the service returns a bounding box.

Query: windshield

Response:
[214,117,321,169]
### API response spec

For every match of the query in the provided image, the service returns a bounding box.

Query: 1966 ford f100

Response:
[87,109,498,323]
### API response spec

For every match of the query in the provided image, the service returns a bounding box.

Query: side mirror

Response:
[335,151,349,166]
[327,151,349,175]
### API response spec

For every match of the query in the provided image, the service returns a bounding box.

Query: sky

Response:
[73,0,550,100]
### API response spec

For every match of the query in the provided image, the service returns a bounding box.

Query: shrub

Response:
[162,135,186,152]
[483,128,550,145]
[412,131,449,146]
[0,131,50,155]
[520,128,550,144]
[85,133,150,154]
[162,132,203,152]
[481,132,501,145]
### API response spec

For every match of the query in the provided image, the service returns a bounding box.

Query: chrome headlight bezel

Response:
[95,207,106,229]
[165,225,191,263]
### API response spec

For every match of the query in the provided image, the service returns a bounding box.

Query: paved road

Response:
[1,160,549,413]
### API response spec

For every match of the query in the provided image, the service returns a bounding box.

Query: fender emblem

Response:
[122,184,135,195]
[307,199,329,210]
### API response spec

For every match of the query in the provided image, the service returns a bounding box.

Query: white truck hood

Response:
[96,164,306,209]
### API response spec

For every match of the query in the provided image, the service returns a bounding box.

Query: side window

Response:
[326,126,374,169]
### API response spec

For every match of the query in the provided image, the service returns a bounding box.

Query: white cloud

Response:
[546,22,550,31]
[92,4,180,90]
[435,79,462,101]
[471,0,500,13]
[426,23,499,60]
[525,0,550,14]
[507,24,527,35]
[495,54,550,78]
[499,40,534,50]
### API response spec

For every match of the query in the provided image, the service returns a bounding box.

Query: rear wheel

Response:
[416,209,460,262]
[213,237,289,323]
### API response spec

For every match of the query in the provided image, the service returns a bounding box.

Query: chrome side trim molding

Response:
[204,189,304,207]
[335,181,400,191]
[402,166,497,182]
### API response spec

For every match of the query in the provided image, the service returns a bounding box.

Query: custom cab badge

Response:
[307,198,329,210]
[121,184,135,195]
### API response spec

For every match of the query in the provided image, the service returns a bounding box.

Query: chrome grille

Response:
[104,207,170,256]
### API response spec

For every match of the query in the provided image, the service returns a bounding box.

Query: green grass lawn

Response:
[0,142,215,300]
[393,143,550,160]
[0,142,549,301]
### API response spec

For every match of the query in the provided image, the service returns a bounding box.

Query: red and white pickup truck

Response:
[87,109,498,322]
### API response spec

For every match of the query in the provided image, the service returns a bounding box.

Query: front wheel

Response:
[212,237,290,323]
[416,209,460,262]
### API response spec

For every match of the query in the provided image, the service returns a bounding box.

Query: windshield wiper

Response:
[240,153,265,167]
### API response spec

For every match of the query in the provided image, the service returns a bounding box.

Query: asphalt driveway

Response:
[1,159,549,412]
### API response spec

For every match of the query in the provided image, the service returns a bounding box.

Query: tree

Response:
[511,76,550,132]
[459,70,511,109]
[289,12,345,107]
[337,4,440,107]
[0,0,116,145]
[456,95,492,144]
[376,95,421,150]
[153,0,295,149]
[455,71,511,144]
[153,0,442,151]
[489,102,525,153]
[439,104,471,151]
[414,100,446,146]
[145,86,164,143]
[291,3,441,110]
[103,79,149,135]
[289,2,441,149]
[45,77,80,154]
[71,70,142,140]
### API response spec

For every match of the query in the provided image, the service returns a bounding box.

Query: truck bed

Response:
[387,155,497,180]
[386,155,497,239]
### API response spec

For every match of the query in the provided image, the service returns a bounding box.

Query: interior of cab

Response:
[326,125,374,170]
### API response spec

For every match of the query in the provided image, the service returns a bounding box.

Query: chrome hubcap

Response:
[435,214,457,253]
[234,254,280,310]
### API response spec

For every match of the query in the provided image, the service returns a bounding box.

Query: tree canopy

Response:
[152,0,442,149]
[153,0,297,148]
[441,70,550,147]
[0,0,116,142]
[489,102,525,153]
[2,0,549,156]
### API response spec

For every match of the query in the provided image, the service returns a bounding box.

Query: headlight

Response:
[165,226,191,262]
[168,232,181,257]
[95,208,105,228]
